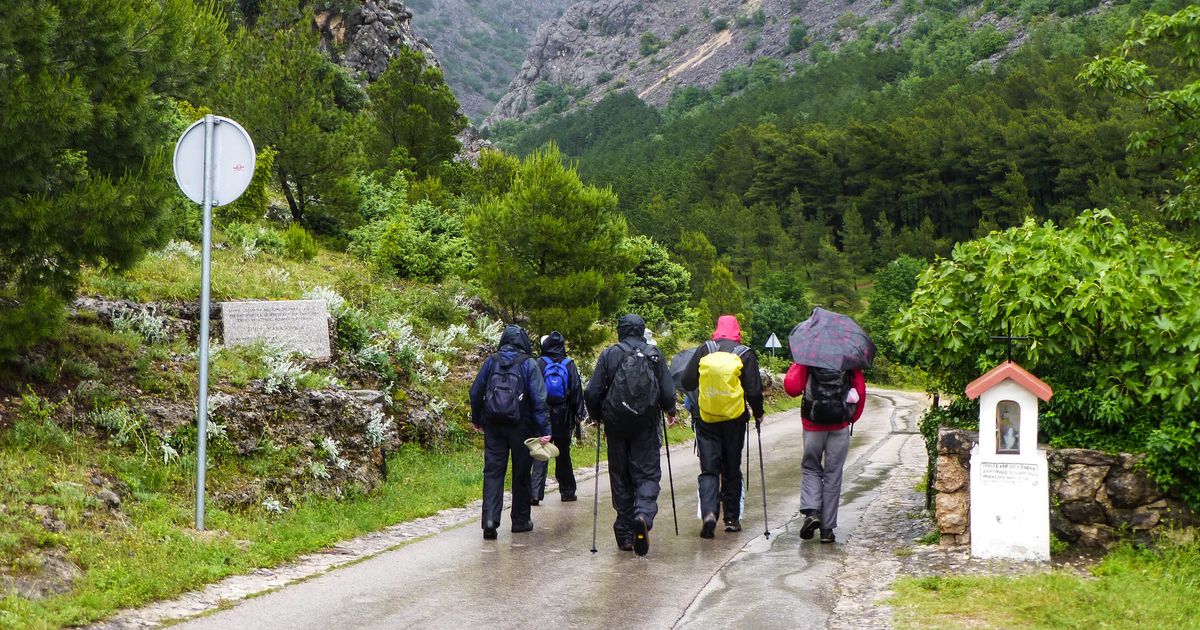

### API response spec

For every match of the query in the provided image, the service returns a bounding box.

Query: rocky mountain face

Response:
[485,0,915,126]
[405,0,577,122]
[315,0,442,81]
[313,1,490,163]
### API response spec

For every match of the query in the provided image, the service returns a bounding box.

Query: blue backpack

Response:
[542,357,572,404]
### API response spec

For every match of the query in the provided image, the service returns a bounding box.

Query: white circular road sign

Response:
[173,116,256,206]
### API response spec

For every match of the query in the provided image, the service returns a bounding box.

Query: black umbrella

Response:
[669,347,697,393]
[788,307,876,371]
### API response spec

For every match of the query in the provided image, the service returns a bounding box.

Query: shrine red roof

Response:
[964,360,1053,402]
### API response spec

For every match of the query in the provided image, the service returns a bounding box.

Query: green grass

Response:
[0,440,485,629]
[890,537,1200,629]
[77,236,361,304]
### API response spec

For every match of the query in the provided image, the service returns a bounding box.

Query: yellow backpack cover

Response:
[698,341,750,422]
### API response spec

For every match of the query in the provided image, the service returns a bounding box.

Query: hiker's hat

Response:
[524,437,560,462]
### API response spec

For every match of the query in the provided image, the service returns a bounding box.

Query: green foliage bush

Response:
[894,210,1200,509]
[6,390,69,453]
[861,256,927,360]
[282,224,319,261]
[350,171,474,281]
[624,236,691,329]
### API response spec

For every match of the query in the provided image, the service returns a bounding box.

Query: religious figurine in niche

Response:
[996,400,1020,453]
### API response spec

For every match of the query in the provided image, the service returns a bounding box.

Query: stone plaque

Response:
[222,300,331,359]
[979,461,1039,487]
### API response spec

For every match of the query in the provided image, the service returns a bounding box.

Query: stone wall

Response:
[934,428,1196,548]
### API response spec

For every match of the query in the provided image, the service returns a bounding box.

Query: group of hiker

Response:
[468,312,868,555]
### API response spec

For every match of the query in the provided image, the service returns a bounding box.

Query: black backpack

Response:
[601,342,661,435]
[802,368,854,424]
[482,352,527,423]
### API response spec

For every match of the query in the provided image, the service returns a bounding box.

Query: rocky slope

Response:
[315,0,442,81]
[485,0,1094,126]
[405,0,577,122]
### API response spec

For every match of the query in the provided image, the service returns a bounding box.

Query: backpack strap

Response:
[732,344,750,358]
[704,340,718,354]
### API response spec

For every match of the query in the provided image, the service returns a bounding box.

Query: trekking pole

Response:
[661,412,679,536]
[756,420,770,539]
[745,421,751,495]
[591,420,602,554]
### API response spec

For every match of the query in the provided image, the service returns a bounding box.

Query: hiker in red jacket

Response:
[783,363,866,543]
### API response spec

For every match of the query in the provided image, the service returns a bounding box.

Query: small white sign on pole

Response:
[765,332,781,357]
[172,115,256,532]
[173,116,256,206]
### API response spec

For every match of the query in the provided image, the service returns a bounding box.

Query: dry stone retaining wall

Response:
[934,428,1195,548]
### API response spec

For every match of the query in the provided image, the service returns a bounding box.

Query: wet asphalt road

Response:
[176,390,925,630]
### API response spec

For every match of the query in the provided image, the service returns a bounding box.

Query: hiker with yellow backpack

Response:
[680,315,765,538]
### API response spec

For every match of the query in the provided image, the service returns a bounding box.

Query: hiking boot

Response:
[530,499,540,506]
[724,518,742,533]
[700,514,717,539]
[800,515,821,540]
[483,521,498,540]
[633,514,651,556]
[820,528,836,543]
[511,520,534,533]
[560,494,577,502]
[618,541,634,552]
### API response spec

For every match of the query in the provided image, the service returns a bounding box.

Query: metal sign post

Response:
[173,115,255,531]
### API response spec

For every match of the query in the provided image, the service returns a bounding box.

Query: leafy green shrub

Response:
[712,17,730,31]
[7,390,69,452]
[224,222,285,256]
[350,178,474,282]
[595,71,614,85]
[111,307,170,344]
[282,223,318,261]
[1143,414,1200,510]
[896,210,1200,510]
[641,31,665,56]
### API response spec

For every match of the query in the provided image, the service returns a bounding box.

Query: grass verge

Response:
[889,536,1200,629]
[0,441,483,629]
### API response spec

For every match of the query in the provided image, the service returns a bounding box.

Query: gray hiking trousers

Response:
[800,426,851,530]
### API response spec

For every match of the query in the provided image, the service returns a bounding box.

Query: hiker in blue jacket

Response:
[530,331,586,504]
[469,325,551,540]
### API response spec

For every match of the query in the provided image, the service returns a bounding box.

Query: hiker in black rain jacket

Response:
[585,314,676,555]
[469,325,551,540]
[530,331,587,504]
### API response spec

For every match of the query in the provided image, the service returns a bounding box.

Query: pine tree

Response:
[0,0,229,357]
[675,231,718,302]
[468,144,634,350]
[367,49,468,176]
[624,236,691,329]
[809,236,861,312]
[873,213,899,268]
[839,205,873,277]
[703,264,745,324]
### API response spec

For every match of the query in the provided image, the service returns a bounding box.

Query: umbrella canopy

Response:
[669,347,697,392]
[788,307,876,371]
